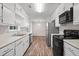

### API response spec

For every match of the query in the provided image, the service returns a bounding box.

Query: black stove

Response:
[53,35,64,56]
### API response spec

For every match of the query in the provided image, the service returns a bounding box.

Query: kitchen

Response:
[0,3,79,56]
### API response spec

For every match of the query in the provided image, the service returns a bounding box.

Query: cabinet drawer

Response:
[3,6,15,24]
[3,3,15,12]
[0,43,15,56]
[15,39,24,56]
[15,39,23,47]
[4,49,15,56]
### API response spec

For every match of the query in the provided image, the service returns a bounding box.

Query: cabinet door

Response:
[3,6,15,24]
[0,4,2,23]
[3,3,15,12]
[73,4,79,25]
[58,4,65,15]
[0,3,2,17]
[54,4,65,27]
[15,39,24,56]
[74,3,79,6]
[3,48,15,56]
[15,4,24,18]
[23,36,29,52]
[64,3,73,11]
[0,43,15,56]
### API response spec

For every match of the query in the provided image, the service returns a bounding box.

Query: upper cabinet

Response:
[3,3,15,12]
[2,3,29,27]
[64,3,73,11]
[15,4,24,18]
[52,4,65,27]
[51,3,73,27]
[0,3,2,23]
[15,4,29,27]
[73,4,79,25]
[3,6,16,25]
[15,4,28,19]
[0,3,2,17]
[56,4,65,16]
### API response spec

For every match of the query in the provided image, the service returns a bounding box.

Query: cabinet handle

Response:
[2,48,13,56]
[3,49,10,53]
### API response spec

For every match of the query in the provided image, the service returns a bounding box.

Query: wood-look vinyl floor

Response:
[24,36,53,56]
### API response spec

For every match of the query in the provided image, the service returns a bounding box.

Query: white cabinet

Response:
[51,4,65,27]
[56,4,65,16]
[0,36,30,56]
[0,3,2,17]
[15,4,24,18]
[3,3,15,12]
[73,4,79,25]
[64,3,73,11]
[22,36,29,54]
[15,36,29,56]
[54,4,65,27]
[64,42,79,56]
[73,3,79,6]
[4,49,15,56]
[3,6,16,25]
[0,43,15,56]
[0,3,3,23]
[51,3,73,27]
[15,39,24,56]
[15,4,28,18]
[15,4,29,27]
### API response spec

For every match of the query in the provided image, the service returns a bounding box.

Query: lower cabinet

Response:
[64,42,79,56]
[22,36,29,53]
[15,36,29,56]
[15,39,24,56]
[0,35,29,56]
[4,48,15,56]
[0,43,15,56]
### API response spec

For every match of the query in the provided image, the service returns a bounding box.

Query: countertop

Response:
[0,32,31,49]
[64,39,79,49]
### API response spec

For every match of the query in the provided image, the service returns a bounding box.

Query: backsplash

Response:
[0,25,17,35]
[0,25,8,34]
[59,23,79,34]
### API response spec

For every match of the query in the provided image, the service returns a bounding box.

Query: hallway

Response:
[24,36,53,56]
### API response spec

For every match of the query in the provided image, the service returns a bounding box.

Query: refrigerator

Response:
[47,20,59,47]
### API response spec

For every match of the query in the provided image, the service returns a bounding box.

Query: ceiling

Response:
[20,3,60,22]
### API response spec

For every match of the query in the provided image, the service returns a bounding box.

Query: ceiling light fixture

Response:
[34,3,45,13]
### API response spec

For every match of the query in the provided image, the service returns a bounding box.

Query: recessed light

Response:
[34,3,45,13]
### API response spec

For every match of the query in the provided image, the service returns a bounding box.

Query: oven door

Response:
[53,35,63,56]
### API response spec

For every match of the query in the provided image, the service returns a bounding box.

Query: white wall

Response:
[32,21,48,36]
